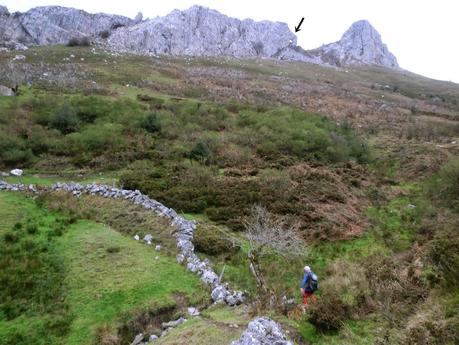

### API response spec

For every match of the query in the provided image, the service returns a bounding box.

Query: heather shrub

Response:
[0,131,34,166]
[323,260,371,311]
[428,158,459,211]
[140,112,161,133]
[192,223,238,256]
[427,227,459,287]
[307,290,351,331]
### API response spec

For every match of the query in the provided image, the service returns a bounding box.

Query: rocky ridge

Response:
[0,5,398,68]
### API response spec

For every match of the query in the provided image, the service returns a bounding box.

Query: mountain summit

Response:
[309,20,399,68]
[0,5,398,69]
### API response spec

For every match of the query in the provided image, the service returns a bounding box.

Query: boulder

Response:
[201,269,219,286]
[187,307,200,316]
[149,334,158,341]
[143,233,153,244]
[225,291,245,306]
[231,317,293,345]
[211,285,229,303]
[161,317,186,329]
[0,85,14,96]
[176,253,185,264]
[10,169,23,176]
[131,333,144,345]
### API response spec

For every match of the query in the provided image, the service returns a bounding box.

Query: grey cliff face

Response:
[108,6,297,58]
[310,20,399,68]
[0,5,399,69]
[0,6,132,46]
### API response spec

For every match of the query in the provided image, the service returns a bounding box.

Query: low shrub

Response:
[428,158,459,211]
[192,224,238,256]
[427,227,459,287]
[140,112,162,133]
[50,104,80,134]
[67,37,90,47]
[99,30,110,39]
[187,141,211,164]
[0,131,35,166]
[307,290,351,331]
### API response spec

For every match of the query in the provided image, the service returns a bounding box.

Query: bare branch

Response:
[244,205,307,258]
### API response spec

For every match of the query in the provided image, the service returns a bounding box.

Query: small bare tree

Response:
[244,205,307,294]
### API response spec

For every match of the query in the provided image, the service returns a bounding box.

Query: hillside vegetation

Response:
[0,46,458,345]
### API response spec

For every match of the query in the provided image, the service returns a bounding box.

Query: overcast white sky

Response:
[4,0,459,83]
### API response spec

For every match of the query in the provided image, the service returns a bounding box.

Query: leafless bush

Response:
[244,205,306,293]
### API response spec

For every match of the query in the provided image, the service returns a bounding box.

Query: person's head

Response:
[304,265,311,273]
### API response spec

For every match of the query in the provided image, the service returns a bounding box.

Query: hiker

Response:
[300,265,318,307]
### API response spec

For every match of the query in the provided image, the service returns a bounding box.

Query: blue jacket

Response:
[300,272,314,292]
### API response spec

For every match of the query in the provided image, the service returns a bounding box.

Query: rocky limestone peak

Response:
[134,11,143,23]
[314,19,399,68]
[0,4,400,69]
[0,5,9,16]
[108,5,297,58]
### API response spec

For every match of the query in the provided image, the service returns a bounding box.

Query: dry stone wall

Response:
[0,180,244,306]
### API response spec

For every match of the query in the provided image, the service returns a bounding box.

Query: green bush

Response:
[56,124,125,156]
[71,96,113,123]
[192,224,238,256]
[188,141,211,164]
[140,112,162,133]
[50,104,80,134]
[428,228,459,287]
[428,159,459,211]
[0,131,34,166]
[307,290,351,331]
[236,107,370,163]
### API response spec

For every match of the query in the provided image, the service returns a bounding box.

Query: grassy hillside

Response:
[0,192,208,345]
[0,45,458,344]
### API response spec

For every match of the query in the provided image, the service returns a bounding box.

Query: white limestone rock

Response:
[231,317,292,345]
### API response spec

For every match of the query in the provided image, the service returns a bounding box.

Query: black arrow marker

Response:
[295,17,305,33]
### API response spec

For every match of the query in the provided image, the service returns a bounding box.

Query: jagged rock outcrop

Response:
[108,5,296,57]
[0,5,399,68]
[308,20,398,68]
[0,5,9,16]
[0,5,132,47]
